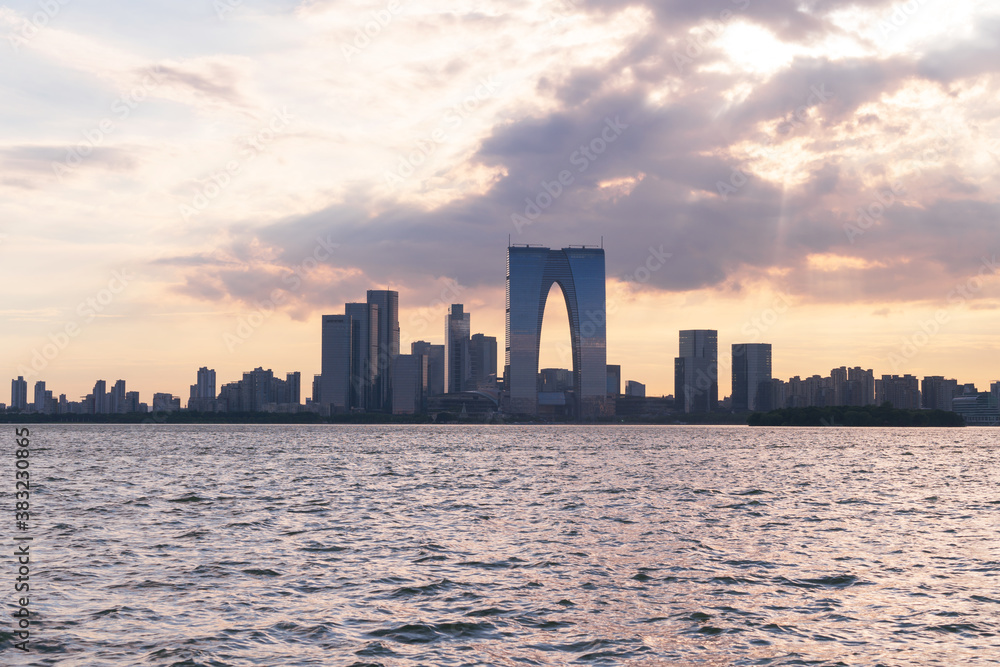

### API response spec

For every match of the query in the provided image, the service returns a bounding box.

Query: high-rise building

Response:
[109,380,127,414]
[445,304,471,393]
[469,333,497,390]
[845,367,875,406]
[922,376,959,411]
[10,376,27,411]
[412,341,445,397]
[606,364,621,397]
[92,380,108,414]
[285,372,301,405]
[124,391,140,413]
[367,290,399,412]
[625,380,646,397]
[505,246,608,418]
[196,367,216,400]
[346,301,379,410]
[675,330,718,413]
[731,343,772,412]
[875,374,921,409]
[391,354,421,414]
[320,314,352,413]
[33,381,46,414]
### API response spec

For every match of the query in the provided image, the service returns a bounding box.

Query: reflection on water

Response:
[6,425,999,665]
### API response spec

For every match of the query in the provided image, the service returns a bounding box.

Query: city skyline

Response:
[3,1,1000,400]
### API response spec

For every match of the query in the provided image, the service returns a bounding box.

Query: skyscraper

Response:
[469,333,497,390]
[731,343,772,412]
[675,330,718,413]
[33,381,46,414]
[320,314,352,413]
[92,379,108,415]
[445,304,471,393]
[412,341,445,397]
[196,367,216,400]
[346,301,378,410]
[505,245,608,418]
[367,290,399,412]
[10,376,27,411]
[110,380,127,414]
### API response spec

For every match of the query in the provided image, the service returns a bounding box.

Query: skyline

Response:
[3,1,1000,399]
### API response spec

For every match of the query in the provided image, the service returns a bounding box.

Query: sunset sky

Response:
[2,0,999,401]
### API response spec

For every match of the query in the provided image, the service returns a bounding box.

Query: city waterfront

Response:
[4,425,999,665]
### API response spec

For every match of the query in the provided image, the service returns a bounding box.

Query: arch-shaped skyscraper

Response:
[505,246,608,418]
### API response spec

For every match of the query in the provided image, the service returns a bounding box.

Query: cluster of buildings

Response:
[671,330,1000,425]
[4,245,1000,424]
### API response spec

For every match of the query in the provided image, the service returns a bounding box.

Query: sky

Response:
[2,0,999,402]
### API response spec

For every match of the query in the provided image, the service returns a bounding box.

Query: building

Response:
[10,376,27,411]
[392,354,422,414]
[92,380,108,414]
[875,374,921,410]
[412,341,445,398]
[346,301,379,410]
[320,314,352,413]
[731,343,771,412]
[152,393,181,412]
[675,329,718,413]
[625,380,646,397]
[505,245,608,418]
[445,304,471,393]
[845,367,875,406]
[469,333,498,390]
[922,376,960,411]
[367,289,399,412]
[952,386,1000,425]
[606,364,621,397]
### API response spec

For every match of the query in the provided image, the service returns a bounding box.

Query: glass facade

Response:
[675,329,718,413]
[505,246,608,417]
[731,343,772,412]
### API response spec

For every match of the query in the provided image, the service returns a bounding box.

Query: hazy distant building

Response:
[922,376,959,411]
[346,301,379,410]
[152,393,181,412]
[412,341,445,398]
[108,380,126,414]
[625,380,646,397]
[469,333,497,390]
[10,376,27,411]
[92,380,108,415]
[392,354,421,414]
[731,343,772,412]
[540,368,573,392]
[675,329,718,413]
[875,374,921,410]
[505,245,608,418]
[320,314,352,413]
[845,367,875,406]
[33,381,46,414]
[445,304,471,393]
[606,365,621,397]
[367,289,399,412]
[124,391,140,414]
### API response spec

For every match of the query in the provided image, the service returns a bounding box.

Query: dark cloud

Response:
[173,1,1000,313]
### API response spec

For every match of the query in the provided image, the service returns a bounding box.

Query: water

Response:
[3,425,1000,666]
